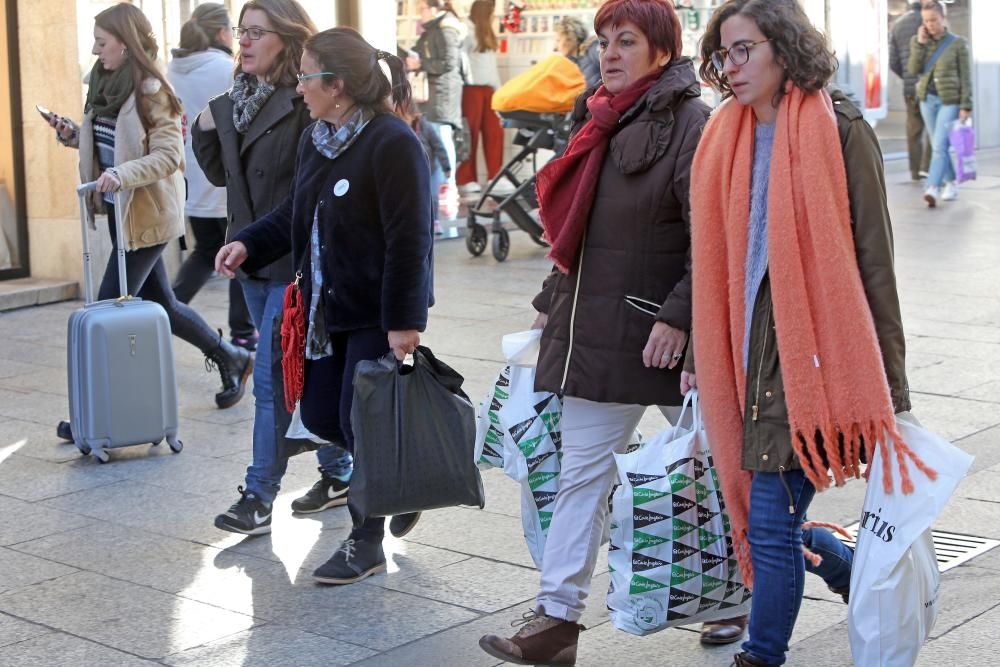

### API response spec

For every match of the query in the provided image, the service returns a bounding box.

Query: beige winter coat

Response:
[71,77,186,250]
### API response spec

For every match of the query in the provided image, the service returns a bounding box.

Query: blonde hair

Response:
[179,3,230,52]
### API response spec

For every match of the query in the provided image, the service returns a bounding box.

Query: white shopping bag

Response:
[848,415,974,667]
[285,401,329,443]
[607,391,751,635]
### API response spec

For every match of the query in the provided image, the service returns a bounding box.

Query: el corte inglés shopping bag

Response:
[607,391,751,634]
[848,414,973,667]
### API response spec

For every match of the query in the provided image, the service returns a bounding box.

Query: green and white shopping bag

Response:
[607,390,751,634]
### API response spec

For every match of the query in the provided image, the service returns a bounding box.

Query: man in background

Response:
[890,1,931,181]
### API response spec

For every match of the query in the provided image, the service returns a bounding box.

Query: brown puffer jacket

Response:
[531,59,710,407]
[685,87,911,474]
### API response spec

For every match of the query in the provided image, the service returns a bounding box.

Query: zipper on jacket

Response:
[751,299,773,422]
[559,231,588,396]
[778,465,796,515]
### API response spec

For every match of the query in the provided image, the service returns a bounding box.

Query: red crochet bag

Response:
[280,271,306,413]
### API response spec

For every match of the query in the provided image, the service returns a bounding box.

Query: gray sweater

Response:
[744,122,775,367]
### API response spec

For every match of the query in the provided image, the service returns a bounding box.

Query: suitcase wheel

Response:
[93,448,110,464]
[78,444,91,456]
[150,439,163,446]
[168,438,183,454]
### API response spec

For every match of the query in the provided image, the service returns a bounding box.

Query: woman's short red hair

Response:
[594,0,683,62]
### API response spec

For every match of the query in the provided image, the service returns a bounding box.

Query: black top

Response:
[236,113,434,333]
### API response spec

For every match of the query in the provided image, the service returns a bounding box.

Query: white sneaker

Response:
[941,182,958,201]
[458,182,482,195]
[923,186,939,208]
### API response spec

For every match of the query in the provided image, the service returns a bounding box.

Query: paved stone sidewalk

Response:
[0,154,998,666]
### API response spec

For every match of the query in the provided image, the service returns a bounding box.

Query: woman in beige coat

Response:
[47,2,252,427]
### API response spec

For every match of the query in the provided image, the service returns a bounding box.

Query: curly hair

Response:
[699,0,836,105]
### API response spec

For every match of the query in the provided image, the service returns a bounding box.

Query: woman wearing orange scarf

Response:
[685,1,920,665]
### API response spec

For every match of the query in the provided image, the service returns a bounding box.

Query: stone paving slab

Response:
[0,571,257,660]
[0,545,78,595]
[0,612,52,649]
[162,624,378,666]
[0,631,158,665]
[0,453,125,502]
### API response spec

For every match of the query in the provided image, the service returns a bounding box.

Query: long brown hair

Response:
[304,27,412,118]
[235,0,316,87]
[469,1,497,53]
[94,3,183,128]
[179,3,230,53]
[699,0,837,105]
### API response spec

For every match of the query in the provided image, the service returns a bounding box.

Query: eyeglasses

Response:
[711,39,771,70]
[295,71,335,83]
[233,26,280,41]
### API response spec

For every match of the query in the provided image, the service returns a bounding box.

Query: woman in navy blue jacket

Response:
[215,27,434,585]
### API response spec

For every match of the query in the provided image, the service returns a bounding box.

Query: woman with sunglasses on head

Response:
[46,2,253,439]
[193,0,354,537]
[214,27,433,584]
[686,1,912,665]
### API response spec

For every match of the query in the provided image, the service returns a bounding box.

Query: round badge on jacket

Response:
[333,179,350,197]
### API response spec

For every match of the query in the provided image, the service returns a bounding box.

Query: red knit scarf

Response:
[690,86,936,587]
[536,69,663,272]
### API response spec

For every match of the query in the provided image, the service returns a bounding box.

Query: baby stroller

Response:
[466,111,572,261]
[467,54,585,262]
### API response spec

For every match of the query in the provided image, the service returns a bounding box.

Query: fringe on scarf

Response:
[790,419,937,494]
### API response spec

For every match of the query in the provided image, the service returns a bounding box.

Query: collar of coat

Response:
[569,57,703,175]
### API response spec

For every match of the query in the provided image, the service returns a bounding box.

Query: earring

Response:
[121,47,128,57]
[335,103,341,109]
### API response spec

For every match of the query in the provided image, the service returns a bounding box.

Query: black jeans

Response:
[99,205,220,355]
[172,215,255,339]
[299,327,390,540]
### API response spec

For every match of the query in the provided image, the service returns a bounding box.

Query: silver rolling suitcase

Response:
[67,182,182,463]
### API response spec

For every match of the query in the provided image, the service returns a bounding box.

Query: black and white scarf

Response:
[229,73,275,134]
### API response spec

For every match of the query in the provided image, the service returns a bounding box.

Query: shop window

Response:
[0,0,28,278]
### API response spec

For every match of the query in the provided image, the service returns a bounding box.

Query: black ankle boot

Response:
[205,329,253,409]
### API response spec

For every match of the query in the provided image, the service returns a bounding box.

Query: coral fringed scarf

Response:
[689,87,936,588]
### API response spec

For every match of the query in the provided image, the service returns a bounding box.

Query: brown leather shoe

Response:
[479,610,582,665]
[731,651,769,666]
[700,615,749,645]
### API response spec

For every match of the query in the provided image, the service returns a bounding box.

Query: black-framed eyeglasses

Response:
[296,71,335,83]
[711,39,771,70]
[233,26,280,41]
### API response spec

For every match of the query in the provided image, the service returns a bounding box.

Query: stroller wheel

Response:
[529,234,549,248]
[492,228,510,262]
[466,221,488,256]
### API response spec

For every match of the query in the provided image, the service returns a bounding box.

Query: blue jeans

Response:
[920,93,960,188]
[239,279,352,504]
[742,469,854,665]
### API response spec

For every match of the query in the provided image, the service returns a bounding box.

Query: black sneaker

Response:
[214,486,272,535]
[291,469,350,513]
[313,536,386,585]
[389,512,422,538]
[57,420,74,442]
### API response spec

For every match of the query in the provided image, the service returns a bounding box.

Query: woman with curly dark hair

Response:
[686,0,912,665]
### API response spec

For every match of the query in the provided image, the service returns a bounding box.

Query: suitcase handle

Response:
[77,182,129,304]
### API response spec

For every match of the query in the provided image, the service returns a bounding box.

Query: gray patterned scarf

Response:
[310,106,375,160]
[229,73,275,133]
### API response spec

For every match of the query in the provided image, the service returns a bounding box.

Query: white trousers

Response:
[536,397,684,622]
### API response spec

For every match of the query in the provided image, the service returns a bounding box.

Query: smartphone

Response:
[35,104,57,123]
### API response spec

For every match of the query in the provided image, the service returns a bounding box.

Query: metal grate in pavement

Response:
[835,524,1000,573]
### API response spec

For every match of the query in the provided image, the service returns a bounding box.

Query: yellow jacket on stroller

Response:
[492,54,587,114]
